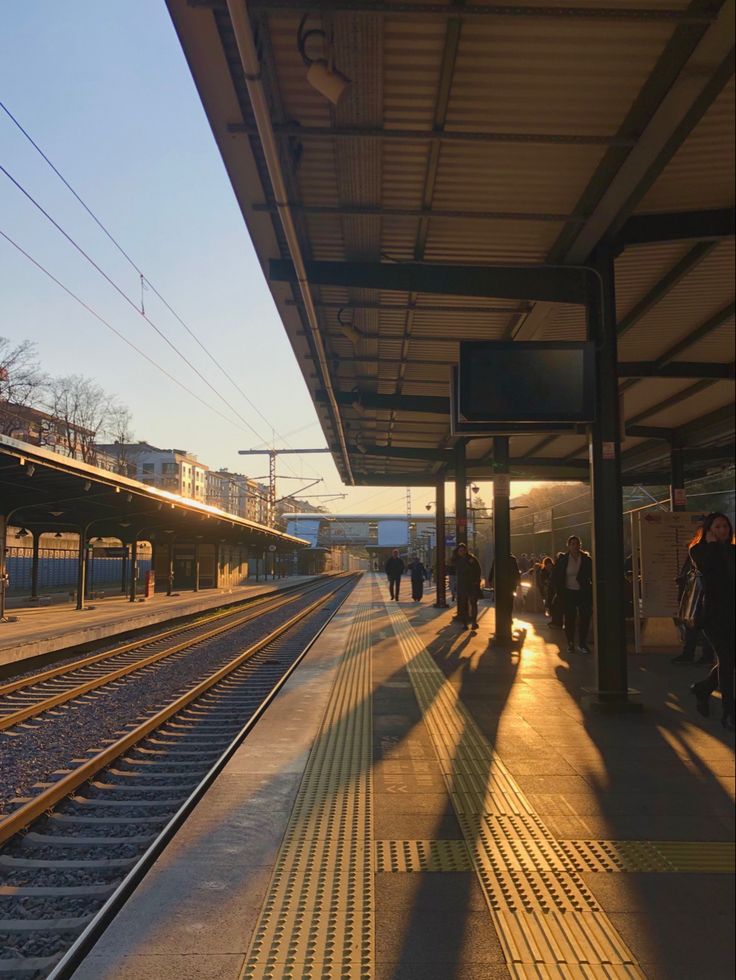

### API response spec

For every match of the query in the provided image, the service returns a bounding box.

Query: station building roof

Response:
[0,435,309,549]
[167,0,735,487]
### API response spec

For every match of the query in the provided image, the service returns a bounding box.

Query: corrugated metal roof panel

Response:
[618,239,736,360]
[614,242,695,321]
[643,382,734,427]
[637,79,736,212]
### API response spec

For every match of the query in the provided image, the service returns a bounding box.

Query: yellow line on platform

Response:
[241,591,374,980]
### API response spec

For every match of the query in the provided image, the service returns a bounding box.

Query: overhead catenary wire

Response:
[0,229,254,436]
[0,161,273,449]
[0,101,323,480]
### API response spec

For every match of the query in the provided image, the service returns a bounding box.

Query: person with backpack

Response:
[688,513,735,729]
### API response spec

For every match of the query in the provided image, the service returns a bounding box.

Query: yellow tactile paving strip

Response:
[384,591,646,978]
[240,600,374,980]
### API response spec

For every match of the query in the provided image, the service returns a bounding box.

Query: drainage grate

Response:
[241,599,374,980]
[375,839,472,872]
[384,591,645,977]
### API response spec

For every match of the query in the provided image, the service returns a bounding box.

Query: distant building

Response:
[3,403,119,469]
[95,442,209,501]
[205,469,267,520]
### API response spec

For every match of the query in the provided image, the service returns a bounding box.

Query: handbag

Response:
[677,568,705,630]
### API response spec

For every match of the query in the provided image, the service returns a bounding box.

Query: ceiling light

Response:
[25,463,35,477]
[54,531,63,538]
[16,527,29,538]
[50,510,63,517]
[83,481,91,491]
[297,14,350,106]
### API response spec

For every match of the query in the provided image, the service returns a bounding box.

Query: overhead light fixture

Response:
[297,14,350,106]
[54,531,63,539]
[49,510,64,517]
[471,484,480,495]
[126,494,132,503]
[83,481,91,492]
[25,463,35,477]
[16,527,29,538]
[336,308,361,346]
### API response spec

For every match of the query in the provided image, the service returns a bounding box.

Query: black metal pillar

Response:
[454,441,468,546]
[193,541,200,592]
[587,249,629,705]
[129,538,138,602]
[166,537,175,596]
[434,476,448,608]
[669,444,687,511]
[492,437,513,645]
[30,530,40,600]
[76,528,87,611]
[0,516,8,622]
[121,543,129,595]
[83,542,91,600]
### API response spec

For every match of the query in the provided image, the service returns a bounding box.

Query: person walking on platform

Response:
[455,543,482,630]
[688,513,735,729]
[552,535,593,655]
[488,554,522,627]
[672,553,715,666]
[409,555,427,602]
[385,549,405,602]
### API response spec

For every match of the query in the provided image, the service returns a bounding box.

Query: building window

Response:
[141,462,155,475]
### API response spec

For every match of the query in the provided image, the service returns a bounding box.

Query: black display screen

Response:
[458,341,595,424]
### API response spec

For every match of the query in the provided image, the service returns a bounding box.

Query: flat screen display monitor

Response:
[458,341,596,424]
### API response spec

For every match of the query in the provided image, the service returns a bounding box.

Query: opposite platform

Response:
[0,576,319,669]
[72,573,735,980]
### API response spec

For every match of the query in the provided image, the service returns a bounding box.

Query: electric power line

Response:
[0,162,274,449]
[0,228,257,435]
[0,101,323,479]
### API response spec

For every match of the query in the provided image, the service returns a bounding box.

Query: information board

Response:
[637,511,703,616]
[378,519,408,547]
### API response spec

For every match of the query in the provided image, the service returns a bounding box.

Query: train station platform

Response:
[72,573,734,980]
[0,576,319,671]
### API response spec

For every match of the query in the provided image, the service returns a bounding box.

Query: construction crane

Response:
[237,448,331,526]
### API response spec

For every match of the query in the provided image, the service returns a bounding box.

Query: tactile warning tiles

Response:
[241,601,374,980]
[559,839,736,873]
[375,839,472,872]
[383,591,645,978]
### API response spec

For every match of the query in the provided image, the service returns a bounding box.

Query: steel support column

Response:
[193,541,201,592]
[30,530,40,600]
[434,476,448,608]
[166,537,175,596]
[455,442,468,546]
[492,437,513,646]
[76,529,87,612]
[587,250,629,705]
[670,445,687,511]
[121,542,128,595]
[129,538,138,603]
[0,516,8,622]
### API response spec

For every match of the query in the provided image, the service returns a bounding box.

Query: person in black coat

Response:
[688,513,735,728]
[455,543,482,629]
[551,535,593,654]
[409,556,427,601]
[671,554,715,666]
[384,549,405,601]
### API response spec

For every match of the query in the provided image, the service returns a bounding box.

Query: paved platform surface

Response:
[0,576,318,668]
[72,574,734,980]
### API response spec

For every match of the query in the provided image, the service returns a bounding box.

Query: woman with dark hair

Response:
[689,512,735,729]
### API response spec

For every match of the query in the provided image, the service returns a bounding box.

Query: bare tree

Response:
[0,337,46,435]
[45,375,112,464]
[105,404,135,474]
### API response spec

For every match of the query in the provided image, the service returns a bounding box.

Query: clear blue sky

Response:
[0,2,534,514]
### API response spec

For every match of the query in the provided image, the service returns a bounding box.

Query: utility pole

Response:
[237,448,331,527]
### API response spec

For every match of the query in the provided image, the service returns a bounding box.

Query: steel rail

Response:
[0,577,344,732]
[44,574,357,980]
[0,577,326,699]
[0,576,355,847]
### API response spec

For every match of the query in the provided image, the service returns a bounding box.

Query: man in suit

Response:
[551,535,593,654]
[384,549,405,601]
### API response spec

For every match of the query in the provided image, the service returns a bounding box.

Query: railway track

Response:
[0,572,357,979]
[0,575,337,732]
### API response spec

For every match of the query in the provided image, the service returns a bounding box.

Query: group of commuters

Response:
[383,512,733,728]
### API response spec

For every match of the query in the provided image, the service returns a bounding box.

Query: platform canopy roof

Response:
[168,0,735,486]
[0,436,308,549]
